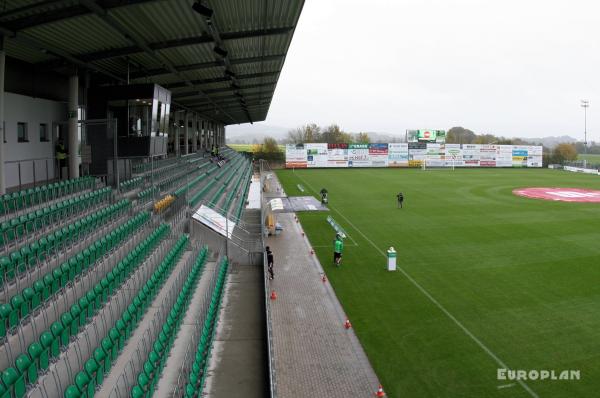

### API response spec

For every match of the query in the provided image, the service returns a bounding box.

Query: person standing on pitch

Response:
[333,234,344,266]
[397,192,404,209]
[266,246,274,280]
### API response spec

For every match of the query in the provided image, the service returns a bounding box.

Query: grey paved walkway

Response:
[266,212,380,397]
[204,264,266,398]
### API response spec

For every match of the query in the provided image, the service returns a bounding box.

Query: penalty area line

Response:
[292,171,539,398]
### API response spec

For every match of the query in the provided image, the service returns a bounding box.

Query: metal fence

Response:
[260,159,277,398]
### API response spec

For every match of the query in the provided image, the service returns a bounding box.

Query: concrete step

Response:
[203,264,267,398]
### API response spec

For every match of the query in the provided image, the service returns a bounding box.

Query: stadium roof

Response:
[0,0,305,124]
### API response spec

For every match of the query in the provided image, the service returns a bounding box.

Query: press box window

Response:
[17,122,28,143]
[40,123,49,142]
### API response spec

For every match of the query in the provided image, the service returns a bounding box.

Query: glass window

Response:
[17,122,28,143]
[40,123,49,142]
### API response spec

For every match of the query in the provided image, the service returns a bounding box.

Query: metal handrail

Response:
[260,159,277,398]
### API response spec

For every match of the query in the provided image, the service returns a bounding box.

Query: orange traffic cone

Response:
[375,385,385,397]
[322,274,327,283]
[344,319,352,329]
[270,291,277,300]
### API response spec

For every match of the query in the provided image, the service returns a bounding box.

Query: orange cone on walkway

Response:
[375,385,385,397]
[270,291,277,300]
[344,318,352,329]
[322,274,327,283]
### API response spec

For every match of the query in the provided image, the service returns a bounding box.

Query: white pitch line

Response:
[497,383,516,389]
[292,171,539,398]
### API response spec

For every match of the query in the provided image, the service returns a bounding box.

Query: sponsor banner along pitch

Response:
[286,143,543,168]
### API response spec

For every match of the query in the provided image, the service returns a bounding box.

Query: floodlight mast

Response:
[581,100,589,154]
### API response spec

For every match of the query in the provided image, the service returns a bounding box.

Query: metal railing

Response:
[260,159,277,398]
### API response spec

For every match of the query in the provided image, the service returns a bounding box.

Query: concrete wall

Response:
[4,92,66,189]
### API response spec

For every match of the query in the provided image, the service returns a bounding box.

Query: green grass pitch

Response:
[276,168,600,398]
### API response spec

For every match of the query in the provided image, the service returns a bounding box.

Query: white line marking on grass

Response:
[498,383,516,389]
[293,171,539,398]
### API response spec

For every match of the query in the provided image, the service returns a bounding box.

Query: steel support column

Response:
[68,75,79,179]
[184,111,189,155]
[0,36,5,194]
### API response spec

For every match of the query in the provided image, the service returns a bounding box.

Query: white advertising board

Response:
[192,205,236,238]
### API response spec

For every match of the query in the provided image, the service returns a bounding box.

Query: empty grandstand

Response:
[0,2,371,398]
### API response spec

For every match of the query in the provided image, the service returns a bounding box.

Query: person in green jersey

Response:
[333,234,344,266]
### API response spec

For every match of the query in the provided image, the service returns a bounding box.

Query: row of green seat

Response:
[172,163,220,198]
[223,161,252,214]
[0,224,171,398]
[0,200,131,288]
[63,234,189,398]
[208,159,246,207]
[0,211,150,341]
[1,187,112,247]
[183,257,229,397]
[188,180,215,208]
[131,245,208,398]
[147,161,182,181]
[0,177,96,216]
[137,186,158,202]
[133,157,177,174]
[156,166,196,193]
[187,157,244,208]
[119,177,143,193]
[235,165,253,221]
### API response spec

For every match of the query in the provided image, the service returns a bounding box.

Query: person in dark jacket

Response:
[266,246,274,280]
[397,192,404,209]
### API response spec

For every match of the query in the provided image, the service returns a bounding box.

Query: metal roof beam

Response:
[79,0,236,123]
[129,54,284,79]
[0,0,160,32]
[166,71,278,91]
[175,82,275,98]
[181,93,270,106]
[0,23,124,82]
[76,26,292,63]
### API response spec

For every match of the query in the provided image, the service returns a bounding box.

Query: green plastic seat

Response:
[61,262,72,284]
[84,357,102,385]
[76,254,85,274]
[64,384,81,398]
[78,297,89,323]
[2,367,25,398]
[10,294,26,322]
[70,303,83,330]
[28,341,48,374]
[22,287,37,314]
[10,251,25,276]
[131,385,145,398]
[94,284,103,307]
[32,281,44,309]
[20,246,34,270]
[15,353,37,385]
[114,320,126,350]
[0,304,11,339]
[61,312,76,339]
[53,268,66,290]
[43,273,55,297]
[185,382,195,398]
[94,346,109,374]
[51,320,68,348]
[74,370,95,398]
[102,334,117,362]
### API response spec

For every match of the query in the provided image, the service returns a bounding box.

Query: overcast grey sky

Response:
[244,0,600,140]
